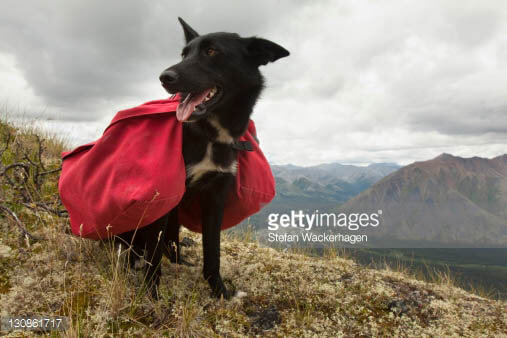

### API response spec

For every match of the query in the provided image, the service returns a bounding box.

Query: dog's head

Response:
[160,18,289,122]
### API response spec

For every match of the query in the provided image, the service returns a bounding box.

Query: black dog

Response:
[118,18,288,299]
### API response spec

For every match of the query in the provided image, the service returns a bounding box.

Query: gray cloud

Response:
[0,0,506,165]
[0,0,296,120]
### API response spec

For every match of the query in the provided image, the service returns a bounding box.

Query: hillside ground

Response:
[0,120,506,337]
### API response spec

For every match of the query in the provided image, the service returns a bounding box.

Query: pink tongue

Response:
[176,89,212,122]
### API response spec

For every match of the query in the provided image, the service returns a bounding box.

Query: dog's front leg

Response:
[200,183,232,299]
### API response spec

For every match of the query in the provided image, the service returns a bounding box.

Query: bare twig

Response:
[0,124,66,236]
[23,153,39,168]
[39,166,62,176]
[1,162,31,203]
[1,162,30,186]
[21,136,53,188]
[0,128,11,158]
[22,202,68,217]
[36,134,46,171]
[0,204,38,241]
[23,152,40,188]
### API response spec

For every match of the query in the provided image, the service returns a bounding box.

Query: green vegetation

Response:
[347,249,507,300]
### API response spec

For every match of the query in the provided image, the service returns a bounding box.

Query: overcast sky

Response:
[1,0,506,166]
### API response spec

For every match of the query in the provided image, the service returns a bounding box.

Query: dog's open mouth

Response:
[176,87,220,122]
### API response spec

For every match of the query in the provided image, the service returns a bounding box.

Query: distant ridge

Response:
[339,153,507,246]
[245,162,400,227]
[272,162,401,186]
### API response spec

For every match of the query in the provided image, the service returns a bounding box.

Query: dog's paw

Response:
[213,283,246,300]
[211,284,234,300]
[214,288,233,300]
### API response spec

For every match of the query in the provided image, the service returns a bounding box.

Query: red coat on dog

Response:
[58,96,275,240]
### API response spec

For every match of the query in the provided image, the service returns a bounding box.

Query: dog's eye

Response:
[206,48,217,56]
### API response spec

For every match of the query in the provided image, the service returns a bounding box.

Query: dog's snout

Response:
[159,70,179,84]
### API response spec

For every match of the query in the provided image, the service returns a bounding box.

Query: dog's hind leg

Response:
[162,208,181,264]
[114,216,167,299]
[138,215,167,299]
[114,230,142,271]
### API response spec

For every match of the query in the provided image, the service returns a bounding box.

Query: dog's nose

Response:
[159,70,179,83]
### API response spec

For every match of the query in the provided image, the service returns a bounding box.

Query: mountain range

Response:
[271,162,401,203]
[244,162,400,226]
[339,153,507,247]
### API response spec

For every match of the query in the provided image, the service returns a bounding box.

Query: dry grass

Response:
[0,119,506,337]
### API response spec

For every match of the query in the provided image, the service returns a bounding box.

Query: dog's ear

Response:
[178,17,199,43]
[244,37,290,66]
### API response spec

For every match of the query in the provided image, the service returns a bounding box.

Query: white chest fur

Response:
[186,118,238,184]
